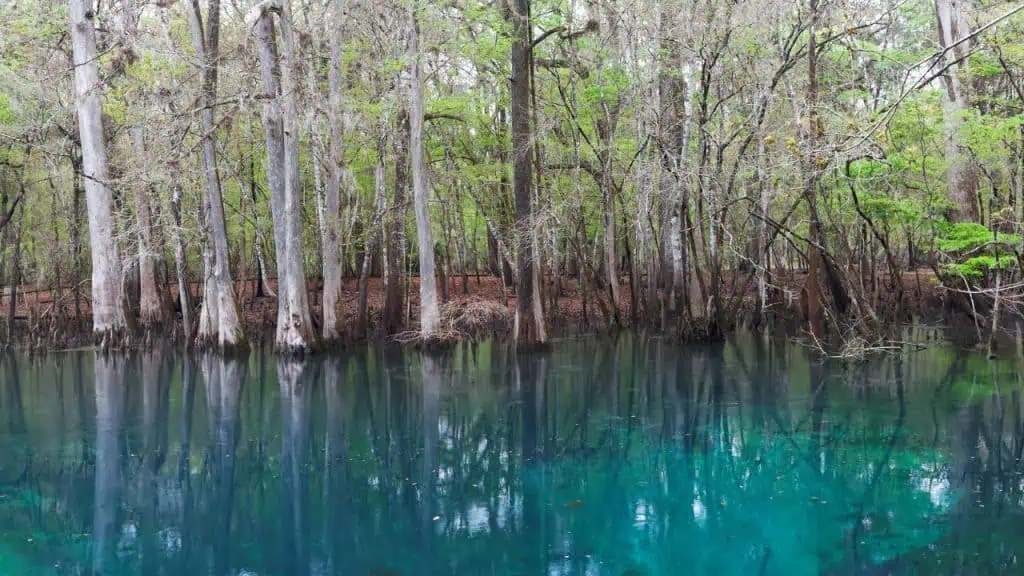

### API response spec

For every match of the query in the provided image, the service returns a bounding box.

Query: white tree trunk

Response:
[676,58,695,291]
[278,1,316,352]
[601,144,621,317]
[322,0,347,341]
[69,0,130,345]
[252,6,287,334]
[408,0,440,338]
[251,1,317,353]
[935,0,978,221]
[313,142,327,270]
[188,0,246,350]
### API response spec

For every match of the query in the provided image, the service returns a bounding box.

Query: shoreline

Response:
[0,270,1003,354]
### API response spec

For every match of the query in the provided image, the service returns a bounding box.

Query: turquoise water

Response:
[1,334,1023,575]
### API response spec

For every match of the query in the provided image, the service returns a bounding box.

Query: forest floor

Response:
[0,268,954,349]
[0,274,618,347]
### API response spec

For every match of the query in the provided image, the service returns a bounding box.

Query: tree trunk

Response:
[313,141,326,284]
[638,147,657,323]
[276,0,317,352]
[169,176,193,341]
[655,0,673,327]
[988,226,1002,358]
[322,0,347,341]
[132,131,172,334]
[125,4,172,335]
[6,205,22,342]
[48,176,64,319]
[252,2,316,353]
[804,0,825,340]
[408,0,440,338]
[599,126,621,324]
[383,109,409,334]
[527,20,548,314]
[246,123,275,298]
[69,0,131,347]
[508,0,547,347]
[71,141,84,328]
[188,0,245,351]
[357,140,388,338]
[456,184,471,295]
[935,0,978,222]
[757,122,771,326]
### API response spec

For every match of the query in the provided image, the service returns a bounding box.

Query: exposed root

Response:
[446,298,513,339]
[94,327,133,352]
[392,298,513,345]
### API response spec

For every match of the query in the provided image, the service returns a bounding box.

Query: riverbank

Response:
[0,269,986,352]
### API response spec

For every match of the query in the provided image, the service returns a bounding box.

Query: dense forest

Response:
[2,0,1024,353]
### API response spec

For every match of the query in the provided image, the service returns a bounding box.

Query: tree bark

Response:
[245,121,275,298]
[188,0,246,351]
[508,0,547,346]
[169,175,193,341]
[657,9,693,329]
[132,129,173,333]
[757,118,771,325]
[69,0,131,346]
[125,2,172,334]
[6,205,22,342]
[253,8,286,304]
[935,0,978,222]
[408,0,440,338]
[804,0,825,340]
[71,141,84,327]
[252,1,317,353]
[599,123,621,323]
[383,109,409,335]
[276,0,317,352]
[357,134,388,338]
[322,0,347,341]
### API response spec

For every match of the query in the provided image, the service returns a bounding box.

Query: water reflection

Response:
[92,355,124,575]
[5,335,1024,574]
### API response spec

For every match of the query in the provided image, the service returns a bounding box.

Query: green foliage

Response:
[936,222,1019,253]
[580,68,629,108]
[946,255,1017,279]
[936,223,1020,279]
[0,94,14,125]
[859,194,922,224]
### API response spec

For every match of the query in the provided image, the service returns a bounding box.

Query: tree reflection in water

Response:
[4,334,1024,574]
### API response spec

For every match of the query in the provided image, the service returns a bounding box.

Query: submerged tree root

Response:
[95,328,132,352]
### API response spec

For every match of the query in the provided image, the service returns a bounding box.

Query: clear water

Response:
[1,333,1023,575]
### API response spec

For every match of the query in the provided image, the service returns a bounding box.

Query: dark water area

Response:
[1,332,1023,575]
